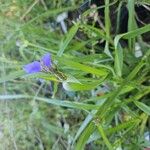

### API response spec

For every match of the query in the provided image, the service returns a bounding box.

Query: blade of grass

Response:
[96,123,113,150]
[114,24,150,76]
[127,0,136,51]
[0,70,24,83]
[134,101,150,115]
[114,24,150,47]
[63,78,105,91]
[57,58,108,76]
[114,43,123,77]
[0,95,99,111]
[57,23,79,56]
[104,0,113,57]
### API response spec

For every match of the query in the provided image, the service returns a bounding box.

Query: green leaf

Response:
[0,94,30,99]
[81,24,110,42]
[105,0,111,40]
[75,123,95,150]
[22,72,59,82]
[0,70,24,83]
[75,63,144,148]
[58,58,108,76]
[107,118,140,134]
[63,80,104,91]
[57,23,79,56]
[134,101,150,115]
[0,95,99,111]
[114,24,150,77]
[104,0,113,58]
[96,124,113,150]
[114,24,150,47]
[73,113,94,145]
[127,0,136,32]
[32,97,100,111]
[114,44,123,77]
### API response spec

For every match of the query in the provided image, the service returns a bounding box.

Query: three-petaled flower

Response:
[23,53,52,74]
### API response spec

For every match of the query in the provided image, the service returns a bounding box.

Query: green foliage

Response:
[0,0,150,149]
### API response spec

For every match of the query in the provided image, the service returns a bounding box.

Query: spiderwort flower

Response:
[41,53,52,67]
[23,53,52,74]
[23,61,41,74]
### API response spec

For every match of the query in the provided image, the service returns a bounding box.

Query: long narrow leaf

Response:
[134,101,150,115]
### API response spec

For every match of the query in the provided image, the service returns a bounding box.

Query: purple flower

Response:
[41,53,52,67]
[23,61,41,74]
[23,53,52,74]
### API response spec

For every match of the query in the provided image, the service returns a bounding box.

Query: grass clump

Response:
[0,0,150,149]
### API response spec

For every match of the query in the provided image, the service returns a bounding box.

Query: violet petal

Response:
[41,53,52,67]
[23,61,41,74]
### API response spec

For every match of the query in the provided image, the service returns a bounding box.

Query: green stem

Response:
[96,123,113,150]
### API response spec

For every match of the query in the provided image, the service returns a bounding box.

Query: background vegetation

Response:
[0,0,150,149]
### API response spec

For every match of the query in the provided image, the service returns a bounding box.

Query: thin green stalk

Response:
[127,0,136,52]
[116,1,123,34]
[105,0,110,39]
[104,0,112,57]
[95,122,113,150]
